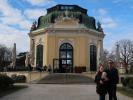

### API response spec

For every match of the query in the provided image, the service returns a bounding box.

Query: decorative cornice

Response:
[28,27,105,38]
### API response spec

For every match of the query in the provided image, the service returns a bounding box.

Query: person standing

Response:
[95,64,108,100]
[43,65,47,71]
[107,60,119,100]
[48,64,52,73]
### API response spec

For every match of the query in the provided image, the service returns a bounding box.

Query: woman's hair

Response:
[97,64,104,75]
[99,63,103,68]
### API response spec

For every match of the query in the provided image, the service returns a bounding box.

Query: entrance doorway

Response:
[59,43,73,73]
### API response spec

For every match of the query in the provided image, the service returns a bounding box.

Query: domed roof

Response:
[47,4,87,14]
[32,4,100,31]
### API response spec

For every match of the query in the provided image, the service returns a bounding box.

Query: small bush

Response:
[128,79,133,89]
[121,77,124,83]
[122,77,130,87]
[122,77,133,89]
[74,66,86,73]
[11,75,26,83]
[0,74,14,89]
[11,74,17,79]
[54,68,59,73]
[11,74,17,81]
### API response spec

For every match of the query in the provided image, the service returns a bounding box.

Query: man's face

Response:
[108,62,113,69]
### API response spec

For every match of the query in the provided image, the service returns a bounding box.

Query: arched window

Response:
[90,45,97,71]
[36,44,43,68]
[59,43,73,73]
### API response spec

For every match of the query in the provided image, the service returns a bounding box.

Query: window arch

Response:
[90,45,97,71]
[36,44,43,68]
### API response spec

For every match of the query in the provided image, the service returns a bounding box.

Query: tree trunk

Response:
[125,63,128,74]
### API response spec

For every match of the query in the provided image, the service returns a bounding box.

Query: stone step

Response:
[36,73,95,84]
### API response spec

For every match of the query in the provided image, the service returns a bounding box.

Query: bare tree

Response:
[102,49,117,69]
[102,49,109,68]
[0,44,12,69]
[117,39,133,73]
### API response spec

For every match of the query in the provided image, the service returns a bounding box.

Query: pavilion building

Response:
[28,4,105,73]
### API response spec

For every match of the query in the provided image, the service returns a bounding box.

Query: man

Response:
[107,60,119,100]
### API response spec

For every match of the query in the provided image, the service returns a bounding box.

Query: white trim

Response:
[88,37,97,46]
[58,38,75,48]
[36,38,44,46]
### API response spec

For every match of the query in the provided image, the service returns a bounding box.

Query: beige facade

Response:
[28,5,105,73]
[29,18,104,72]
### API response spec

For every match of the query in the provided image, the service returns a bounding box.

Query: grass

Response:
[117,86,133,99]
[0,85,28,98]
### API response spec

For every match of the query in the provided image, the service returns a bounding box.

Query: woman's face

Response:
[99,66,104,72]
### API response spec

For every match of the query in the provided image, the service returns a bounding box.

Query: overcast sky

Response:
[0,0,133,52]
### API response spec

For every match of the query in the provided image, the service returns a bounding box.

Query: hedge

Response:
[121,77,133,89]
[11,74,26,83]
[0,74,14,89]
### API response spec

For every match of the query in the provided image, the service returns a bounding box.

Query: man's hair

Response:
[108,59,114,63]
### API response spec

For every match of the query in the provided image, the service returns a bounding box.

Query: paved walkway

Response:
[36,73,94,84]
[0,84,132,100]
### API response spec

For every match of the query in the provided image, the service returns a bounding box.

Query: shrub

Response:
[16,75,26,83]
[128,78,133,89]
[11,74,17,81]
[122,77,130,87]
[0,74,14,89]
[54,68,59,73]
[122,77,133,89]
[11,75,26,83]
[74,66,86,73]
[121,77,124,83]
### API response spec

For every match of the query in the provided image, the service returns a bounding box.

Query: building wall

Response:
[29,18,104,72]
[43,32,101,71]
[30,34,46,67]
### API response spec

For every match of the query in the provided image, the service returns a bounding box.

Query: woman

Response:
[95,64,108,100]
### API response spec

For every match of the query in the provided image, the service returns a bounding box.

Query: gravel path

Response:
[0,84,132,100]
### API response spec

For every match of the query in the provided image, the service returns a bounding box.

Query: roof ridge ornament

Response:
[55,10,79,23]
[30,21,37,31]
[97,21,103,32]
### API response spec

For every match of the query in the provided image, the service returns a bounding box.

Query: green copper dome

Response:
[34,4,97,30]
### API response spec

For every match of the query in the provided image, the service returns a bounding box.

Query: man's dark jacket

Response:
[107,68,119,85]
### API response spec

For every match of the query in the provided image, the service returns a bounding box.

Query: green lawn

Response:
[117,86,133,99]
[0,85,28,98]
